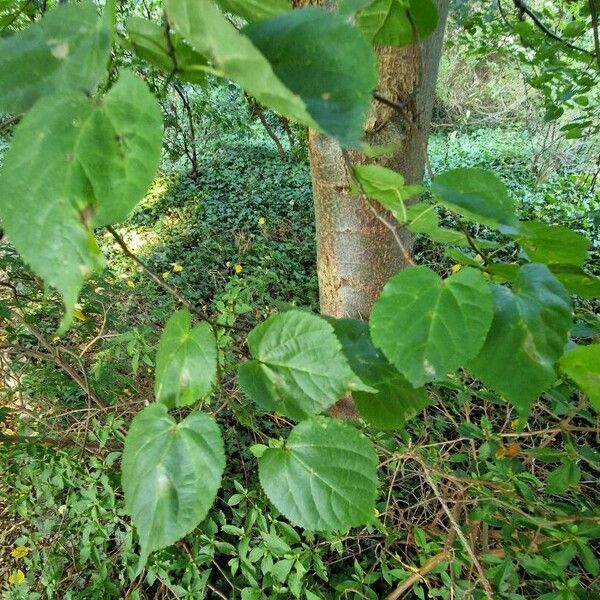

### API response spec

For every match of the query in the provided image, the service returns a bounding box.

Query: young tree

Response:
[296,0,450,320]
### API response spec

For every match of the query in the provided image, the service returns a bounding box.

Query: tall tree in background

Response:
[296,0,450,321]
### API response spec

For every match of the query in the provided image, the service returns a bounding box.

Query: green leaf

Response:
[550,265,600,299]
[237,310,362,421]
[245,7,377,146]
[0,1,112,113]
[258,417,378,530]
[0,71,162,329]
[517,222,590,268]
[370,267,493,386]
[328,318,431,429]
[214,0,290,22]
[155,310,218,408]
[122,404,225,567]
[125,17,208,84]
[545,460,580,495]
[576,541,600,577]
[356,0,438,47]
[559,344,600,412]
[431,168,518,232]
[165,0,314,128]
[405,203,469,246]
[338,0,375,16]
[469,264,572,415]
[352,164,422,221]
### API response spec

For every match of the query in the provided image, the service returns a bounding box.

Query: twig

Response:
[385,551,449,600]
[8,311,105,408]
[512,0,594,57]
[106,226,246,332]
[246,95,288,160]
[411,455,495,600]
[589,0,600,69]
[340,150,415,266]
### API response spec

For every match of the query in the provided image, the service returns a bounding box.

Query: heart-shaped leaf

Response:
[432,168,518,232]
[370,266,493,386]
[469,264,572,415]
[329,318,431,429]
[559,344,600,412]
[0,1,112,113]
[258,417,378,530]
[238,310,367,421]
[0,71,162,329]
[244,7,378,146]
[155,310,218,408]
[122,404,225,567]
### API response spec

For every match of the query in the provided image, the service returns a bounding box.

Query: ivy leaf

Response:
[258,417,378,530]
[469,264,572,415]
[125,17,208,84]
[0,71,162,329]
[237,310,365,421]
[0,0,112,113]
[370,267,493,386]
[559,344,600,412]
[356,0,438,47]
[517,222,591,268]
[165,0,314,129]
[329,318,431,429]
[214,0,290,22]
[122,404,225,568]
[155,310,218,408]
[352,164,422,221]
[245,7,378,146]
[431,167,519,232]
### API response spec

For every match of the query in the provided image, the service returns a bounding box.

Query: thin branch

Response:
[589,0,600,69]
[412,455,495,600]
[0,113,21,131]
[512,0,594,57]
[106,226,246,332]
[341,150,415,266]
[385,551,449,600]
[373,91,416,116]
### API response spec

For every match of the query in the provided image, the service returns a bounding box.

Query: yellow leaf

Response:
[451,264,462,273]
[172,263,184,273]
[3,428,15,436]
[127,280,136,289]
[258,217,266,226]
[73,307,86,321]
[8,570,25,585]
[162,271,170,280]
[11,546,30,559]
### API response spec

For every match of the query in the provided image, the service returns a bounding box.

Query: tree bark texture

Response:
[296,0,450,320]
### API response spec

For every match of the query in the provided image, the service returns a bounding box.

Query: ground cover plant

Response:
[0,0,599,598]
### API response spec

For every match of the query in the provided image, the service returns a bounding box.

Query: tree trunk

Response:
[296,0,450,417]
[305,1,450,319]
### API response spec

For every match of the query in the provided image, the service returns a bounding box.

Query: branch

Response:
[106,226,246,332]
[412,455,495,600]
[512,0,594,57]
[341,150,415,266]
[589,0,600,69]
[385,552,449,600]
